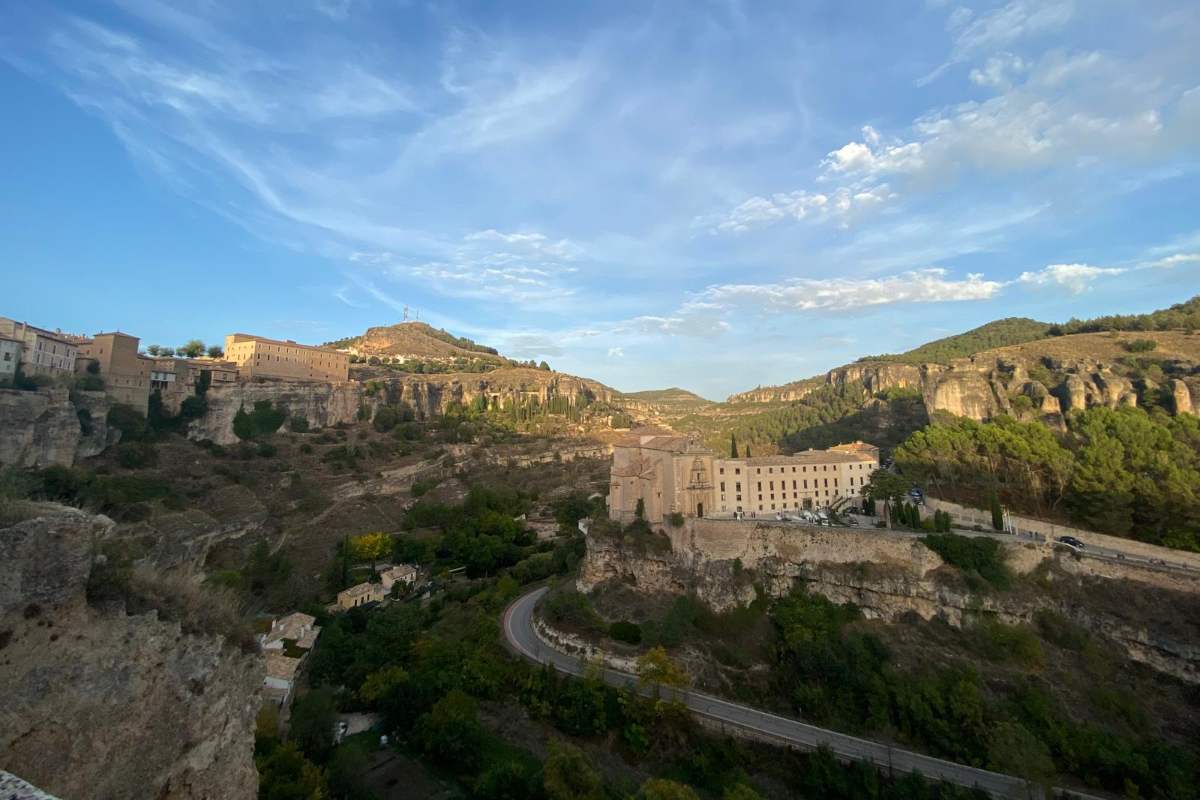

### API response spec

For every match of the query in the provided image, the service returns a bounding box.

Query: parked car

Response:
[1054,536,1086,552]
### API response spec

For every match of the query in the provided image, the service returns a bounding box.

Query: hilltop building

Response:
[149,356,238,412]
[224,333,349,382]
[0,317,80,377]
[76,332,152,413]
[608,428,879,523]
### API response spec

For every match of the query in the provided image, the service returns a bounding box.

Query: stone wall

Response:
[923,496,1200,571]
[0,507,261,800]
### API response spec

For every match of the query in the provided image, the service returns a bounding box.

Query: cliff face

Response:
[578,519,1200,683]
[190,368,618,445]
[0,388,112,468]
[0,507,261,800]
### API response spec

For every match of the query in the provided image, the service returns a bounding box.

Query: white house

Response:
[263,653,303,707]
[380,564,418,593]
[261,611,320,652]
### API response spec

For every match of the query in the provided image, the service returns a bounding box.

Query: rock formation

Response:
[0,506,261,800]
[578,518,1200,684]
[0,388,111,468]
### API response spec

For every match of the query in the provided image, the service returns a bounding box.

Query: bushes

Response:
[668,511,686,528]
[107,403,148,442]
[288,416,309,433]
[1123,338,1158,353]
[921,533,1012,590]
[609,620,643,644]
[116,441,157,469]
[232,400,286,440]
[543,590,602,632]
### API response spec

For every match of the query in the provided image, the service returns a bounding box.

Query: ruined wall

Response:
[0,507,261,800]
[578,518,1200,683]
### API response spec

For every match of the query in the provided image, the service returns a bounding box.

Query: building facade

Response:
[149,356,238,412]
[608,428,879,524]
[77,332,151,414]
[0,318,80,377]
[0,336,21,383]
[224,333,349,382]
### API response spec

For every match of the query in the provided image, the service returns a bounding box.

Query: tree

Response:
[206,345,224,358]
[145,344,165,356]
[730,433,738,458]
[256,742,328,800]
[639,779,701,800]
[744,445,751,458]
[542,741,604,800]
[986,721,1055,794]
[635,498,645,521]
[989,490,1004,530]
[289,688,338,761]
[418,689,484,768]
[350,531,392,571]
[723,785,764,800]
[177,339,205,358]
[636,646,688,696]
[539,360,551,371]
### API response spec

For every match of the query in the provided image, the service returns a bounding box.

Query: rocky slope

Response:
[578,518,1200,683]
[0,388,112,468]
[0,506,261,800]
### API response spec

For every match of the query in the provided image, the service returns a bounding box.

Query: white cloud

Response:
[968,53,1028,89]
[698,268,1004,313]
[709,182,896,233]
[920,0,1074,85]
[607,347,624,358]
[1138,253,1200,270]
[1015,263,1126,293]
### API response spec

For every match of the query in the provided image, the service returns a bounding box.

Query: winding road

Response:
[502,585,1101,800]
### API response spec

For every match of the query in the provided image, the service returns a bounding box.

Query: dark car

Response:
[1055,536,1086,551]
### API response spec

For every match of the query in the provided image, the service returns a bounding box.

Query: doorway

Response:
[696,502,704,518]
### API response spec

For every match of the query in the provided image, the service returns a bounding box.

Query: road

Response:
[502,586,1102,800]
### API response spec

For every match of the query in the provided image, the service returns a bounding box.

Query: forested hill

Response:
[1049,295,1200,336]
[858,317,1051,366]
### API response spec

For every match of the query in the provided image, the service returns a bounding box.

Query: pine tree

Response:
[744,445,752,458]
[730,433,739,458]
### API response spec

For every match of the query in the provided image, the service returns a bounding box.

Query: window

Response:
[720,482,726,492]
[735,468,741,475]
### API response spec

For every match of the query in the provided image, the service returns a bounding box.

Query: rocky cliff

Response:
[578,518,1200,683]
[725,331,1199,426]
[0,388,112,468]
[189,368,618,445]
[0,506,261,800]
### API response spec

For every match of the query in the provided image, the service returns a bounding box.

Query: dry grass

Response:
[122,566,258,653]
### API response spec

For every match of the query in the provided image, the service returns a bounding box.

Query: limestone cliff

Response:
[578,518,1200,683]
[0,506,261,800]
[189,368,618,445]
[0,388,112,468]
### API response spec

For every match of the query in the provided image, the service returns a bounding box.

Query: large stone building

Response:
[608,428,879,524]
[0,318,80,377]
[77,332,152,414]
[149,356,238,413]
[224,333,349,382]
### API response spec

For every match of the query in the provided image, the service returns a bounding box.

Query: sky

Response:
[2,1,1199,399]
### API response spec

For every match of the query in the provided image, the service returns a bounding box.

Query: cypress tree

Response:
[744,445,752,458]
[989,491,1004,530]
[730,433,739,458]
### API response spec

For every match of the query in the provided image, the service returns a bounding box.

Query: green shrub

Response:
[299,443,313,454]
[232,400,285,440]
[966,618,1044,668]
[668,511,686,527]
[609,620,643,644]
[107,403,148,442]
[256,442,278,458]
[1123,338,1158,353]
[288,417,309,433]
[116,441,158,469]
[179,395,208,421]
[922,533,1011,590]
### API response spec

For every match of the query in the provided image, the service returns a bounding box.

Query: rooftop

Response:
[339,581,381,598]
[265,652,302,681]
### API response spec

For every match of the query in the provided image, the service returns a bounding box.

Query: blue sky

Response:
[2,0,1198,399]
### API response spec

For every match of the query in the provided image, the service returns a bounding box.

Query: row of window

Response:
[718,462,875,476]
[722,476,858,492]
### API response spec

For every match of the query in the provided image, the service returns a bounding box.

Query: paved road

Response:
[502,586,1102,800]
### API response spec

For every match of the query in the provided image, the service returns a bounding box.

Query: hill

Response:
[325,321,503,360]
[643,297,1200,458]
[859,317,1051,365]
[619,387,713,407]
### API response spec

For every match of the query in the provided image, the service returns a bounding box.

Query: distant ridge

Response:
[857,317,1051,366]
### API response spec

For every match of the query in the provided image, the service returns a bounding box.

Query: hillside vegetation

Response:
[859,317,1051,365]
[1049,295,1200,336]
[896,405,1200,550]
[325,321,502,358]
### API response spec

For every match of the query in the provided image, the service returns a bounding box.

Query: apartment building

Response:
[224,333,349,382]
[608,428,879,523]
[0,317,80,377]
